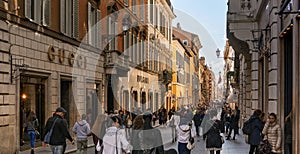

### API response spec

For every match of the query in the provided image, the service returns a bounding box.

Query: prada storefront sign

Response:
[137,75,149,84]
[47,45,86,68]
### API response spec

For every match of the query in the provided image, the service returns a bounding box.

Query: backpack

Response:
[242,119,253,135]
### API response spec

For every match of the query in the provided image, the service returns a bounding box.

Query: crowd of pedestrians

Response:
[35,102,292,154]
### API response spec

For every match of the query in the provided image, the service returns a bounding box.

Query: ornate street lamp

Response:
[216,48,234,60]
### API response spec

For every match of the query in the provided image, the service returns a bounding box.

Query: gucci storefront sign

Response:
[47,46,86,68]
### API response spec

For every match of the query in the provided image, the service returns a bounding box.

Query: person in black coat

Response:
[193,109,203,136]
[136,112,164,154]
[226,110,239,140]
[204,109,223,154]
[247,109,264,154]
[42,107,75,154]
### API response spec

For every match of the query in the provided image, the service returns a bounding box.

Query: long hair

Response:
[133,115,144,130]
[143,113,153,130]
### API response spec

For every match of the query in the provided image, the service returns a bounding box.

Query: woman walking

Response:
[177,109,196,154]
[204,109,223,154]
[102,116,132,154]
[26,111,39,154]
[262,113,282,154]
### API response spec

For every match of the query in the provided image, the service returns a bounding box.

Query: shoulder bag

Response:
[186,128,195,150]
[44,118,58,144]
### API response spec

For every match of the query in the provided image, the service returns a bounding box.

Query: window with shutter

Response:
[115,22,118,50]
[129,32,132,62]
[88,2,101,47]
[132,0,136,14]
[73,0,79,39]
[140,0,144,21]
[60,0,66,34]
[60,0,78,38]
[25,0,50,25]
[42,0,51,26]
[96,10,101,49]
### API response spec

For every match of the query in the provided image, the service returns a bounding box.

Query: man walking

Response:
[73,114,91,154]
[42,107,75,154]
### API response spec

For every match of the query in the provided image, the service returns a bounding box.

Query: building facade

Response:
[0,0,105,152]
[172,24,201,108]
[227,0,300,153]
[0,0,177,152]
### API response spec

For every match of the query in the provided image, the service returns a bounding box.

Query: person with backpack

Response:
[177,109,196,154]
[72,114,91,154]
[204,109,223,154]
[246,109,264,154]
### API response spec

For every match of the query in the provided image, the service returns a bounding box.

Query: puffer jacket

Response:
[262,121,282,153]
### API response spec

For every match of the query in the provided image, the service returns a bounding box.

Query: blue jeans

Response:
[50,145,64,154]
[28,130,36,148]
[178,142,190,154]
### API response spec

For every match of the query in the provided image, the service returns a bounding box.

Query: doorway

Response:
[60,80,76,128]
[20,75,46,150]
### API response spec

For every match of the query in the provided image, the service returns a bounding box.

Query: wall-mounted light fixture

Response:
[250,28,271,58]
[216,48,234,60]
[21,93,27,100]
[10,56,29,83]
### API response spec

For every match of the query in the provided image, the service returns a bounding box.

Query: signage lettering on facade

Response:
[137,75,149,83]
[47,46,86,68]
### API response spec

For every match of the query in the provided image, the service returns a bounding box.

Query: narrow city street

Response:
[20,125,249,154]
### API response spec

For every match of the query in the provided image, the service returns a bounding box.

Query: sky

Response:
[171,0,228,76]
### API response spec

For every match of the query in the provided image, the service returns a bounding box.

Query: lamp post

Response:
[216,48,235,60]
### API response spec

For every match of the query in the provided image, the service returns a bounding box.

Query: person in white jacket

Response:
[167,112,180,143]
[101,116,132,154]
[176,109,196,154]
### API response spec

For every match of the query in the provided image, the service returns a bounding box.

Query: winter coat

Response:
[137,128,164,154]
[72,119,91,141]
[42,114,73,145]
[248,114,264,146]
[177,124,196,144]
[262,121,282,153]
[193,113,203,126]
[102,127,131,154]
[204,119,223,149]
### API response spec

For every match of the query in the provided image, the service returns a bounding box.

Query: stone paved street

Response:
[162,127,250,154]
[20,125,250,154]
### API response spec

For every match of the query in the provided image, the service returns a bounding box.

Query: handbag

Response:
[258,139,272,154]
[186,129,195,150]
[44,118,58,144]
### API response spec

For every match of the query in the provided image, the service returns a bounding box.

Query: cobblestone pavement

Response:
[163,128,250,154]
[20,126,250,154]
